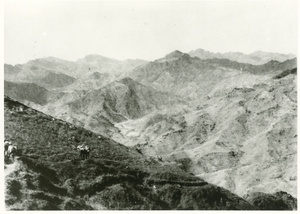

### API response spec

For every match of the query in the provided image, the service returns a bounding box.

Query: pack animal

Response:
[77,145,90,160]
[7,145,17,160]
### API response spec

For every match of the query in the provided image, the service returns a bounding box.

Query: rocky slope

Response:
[64,72,112,91]
[117,67,297,199]
[189,48,295,65]
[38,77,186,139]
[5,96,262,210]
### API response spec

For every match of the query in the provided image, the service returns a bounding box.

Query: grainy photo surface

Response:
[3,0,298,210]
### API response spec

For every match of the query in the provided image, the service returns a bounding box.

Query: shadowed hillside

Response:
[4,81,49,105]
[39,72,76,89]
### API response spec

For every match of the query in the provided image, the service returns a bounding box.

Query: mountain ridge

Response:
[4,49,297,210]
[189,48,296,65]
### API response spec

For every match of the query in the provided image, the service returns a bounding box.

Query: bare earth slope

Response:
[117,68,297,199]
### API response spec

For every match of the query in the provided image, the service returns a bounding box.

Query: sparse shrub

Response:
[5,178,24,207]
[247,191,297,210]
[6,179,22,200]
[63,179,78,196]
[21,198,59,210]
[30,191,62,207]
[176,158,192,172]
[62,198,93,210]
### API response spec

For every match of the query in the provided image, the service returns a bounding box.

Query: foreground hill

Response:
[4,96,260,210]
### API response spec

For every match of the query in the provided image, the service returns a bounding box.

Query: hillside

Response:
[39,72,76,89]
[64,72,112,91]
[56,78,185,138]
[68,77,185,121]
[118,67,297,199]
[4,81,49,105]
[14,77,186,140]
[4,96,260,210]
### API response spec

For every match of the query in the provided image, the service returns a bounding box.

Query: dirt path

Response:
[4,157,19,177]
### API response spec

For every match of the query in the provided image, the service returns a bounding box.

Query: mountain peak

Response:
[251,50,264,54]
[82,54,111,61]
[165,50,184,59]
[192,48,209,53]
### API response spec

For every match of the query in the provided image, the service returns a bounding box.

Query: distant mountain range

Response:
[189,49,296,65]
[4,48,297,209]
[4,55,148,90]
[129,50,296,97]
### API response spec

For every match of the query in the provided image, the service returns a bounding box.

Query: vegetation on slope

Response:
[4,96,255,210]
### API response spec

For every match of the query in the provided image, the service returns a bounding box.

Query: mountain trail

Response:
[5,157,19,177]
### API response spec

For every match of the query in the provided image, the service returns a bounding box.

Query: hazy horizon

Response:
[3,48,297,66]
[4,0,298,65]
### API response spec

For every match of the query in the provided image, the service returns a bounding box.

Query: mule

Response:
[77,145,90,160]
[7,145,17,160]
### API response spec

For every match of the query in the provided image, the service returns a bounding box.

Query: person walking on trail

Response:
[4,140,12,156]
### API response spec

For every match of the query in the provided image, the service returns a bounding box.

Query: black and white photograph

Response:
[2,0,298,210]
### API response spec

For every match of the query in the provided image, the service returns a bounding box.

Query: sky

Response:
[4,0,299,65]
